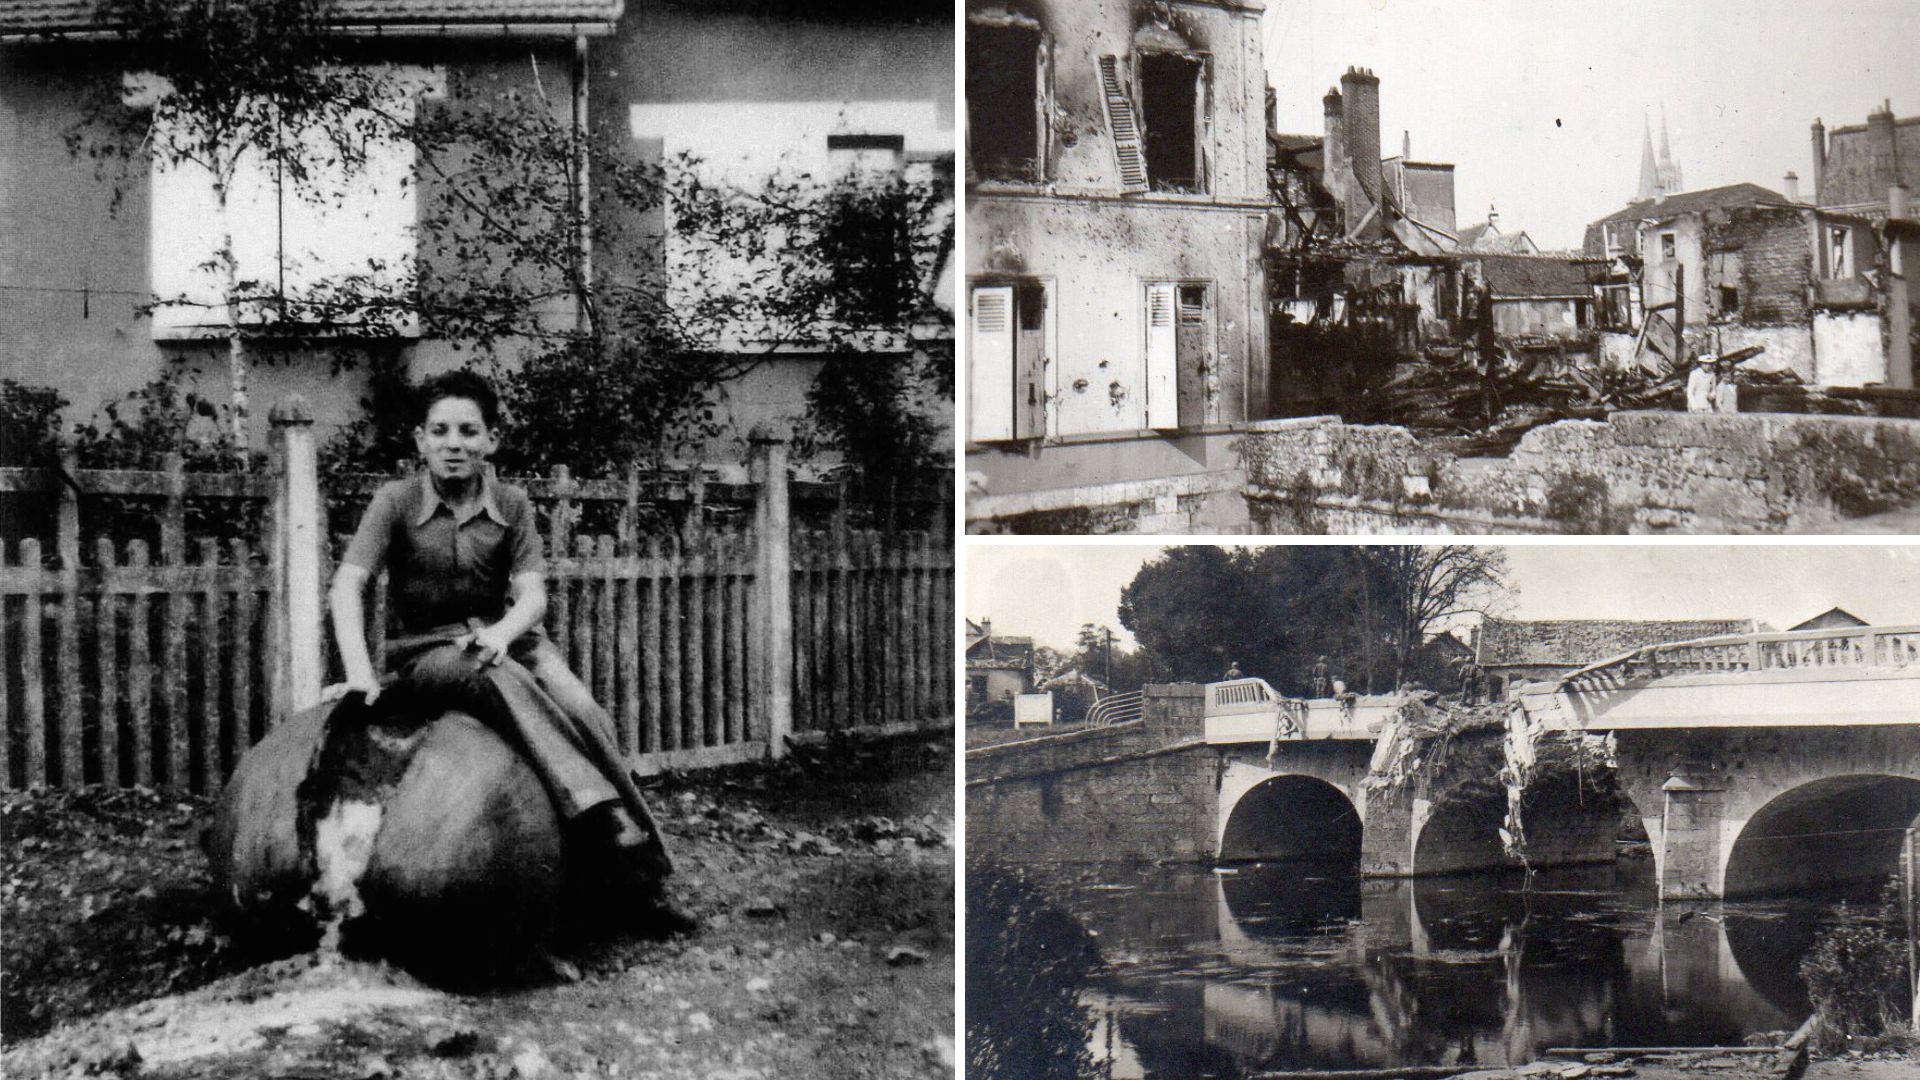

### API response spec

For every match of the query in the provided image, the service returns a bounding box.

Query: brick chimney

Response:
[1868,101,1898,198]
[1783,170,1800,202]
[1810,118,1827,206]
[1340,66,1382,204]
[1323,85,1347,203]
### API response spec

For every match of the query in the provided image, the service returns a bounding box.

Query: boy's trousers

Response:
[385,630,674,880]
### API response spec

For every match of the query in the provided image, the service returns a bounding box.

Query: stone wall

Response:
[1238,411,1920,534]
[966,686,1218,863]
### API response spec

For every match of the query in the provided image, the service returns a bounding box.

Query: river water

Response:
[971,857,1879,1079]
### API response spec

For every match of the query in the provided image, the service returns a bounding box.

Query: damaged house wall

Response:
[966,0,1269,443]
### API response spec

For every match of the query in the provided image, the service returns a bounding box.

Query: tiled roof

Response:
[1587,183,1788,229]
[0,0,623,35]
[1270,132,1323,153]
[965,636,1032,664]
[1476,254,1590,299]
[1477,618,1753,668]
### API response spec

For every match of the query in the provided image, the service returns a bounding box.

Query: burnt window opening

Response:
[1596,283,1635,330]
[1826,225,1854,278]
[1659,232,1676,260]
[967,23,1044,182]
[1138,52,1205,192]
[1717,285,1741,314]
[1016,282,1047,332]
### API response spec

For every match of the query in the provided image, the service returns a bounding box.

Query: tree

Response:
[1362,546,1508,687]
[1117,546,1509,696]
[76,0,405,457]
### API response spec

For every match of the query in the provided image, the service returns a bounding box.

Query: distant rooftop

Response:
[1475,253,1588,299]
[1588,182,1790,228]
[1477,617,1755,668]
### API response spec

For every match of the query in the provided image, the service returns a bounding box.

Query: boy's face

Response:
[414,396,498,482]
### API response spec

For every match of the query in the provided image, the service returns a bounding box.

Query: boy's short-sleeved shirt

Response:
[341,471,546,635]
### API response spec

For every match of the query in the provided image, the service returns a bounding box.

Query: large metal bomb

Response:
[209,692,566,975]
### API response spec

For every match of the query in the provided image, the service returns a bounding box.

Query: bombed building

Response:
[965,0,1272,531]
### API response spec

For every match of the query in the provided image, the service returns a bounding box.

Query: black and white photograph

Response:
[0,0,955,1076]
[963,0,1920,535]
[966,544,1920,1080]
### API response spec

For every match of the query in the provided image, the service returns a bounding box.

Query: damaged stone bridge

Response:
[967,623,1920,900]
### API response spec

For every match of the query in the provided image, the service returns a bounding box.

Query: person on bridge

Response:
[326,370,677,922]
[1311,656,1331,697]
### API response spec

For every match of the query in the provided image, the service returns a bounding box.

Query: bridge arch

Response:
[1218,773,1362,864]
[1722,774,1920,900]
[1413,770,1637,877]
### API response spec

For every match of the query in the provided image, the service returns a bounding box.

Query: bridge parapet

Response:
[1203,678,1402,743]
[1556,623,1920,692]
[1516,623,1920,732]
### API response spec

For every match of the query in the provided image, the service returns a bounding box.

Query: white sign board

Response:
[1014,693,1055,726]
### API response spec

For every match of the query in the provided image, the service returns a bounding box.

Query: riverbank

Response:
[2,730,954,1079]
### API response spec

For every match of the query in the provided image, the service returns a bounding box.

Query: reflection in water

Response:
[972,858,1861,1079]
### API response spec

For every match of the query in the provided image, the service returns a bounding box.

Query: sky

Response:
[1262,0,1920,249]
[965,544,1920,654]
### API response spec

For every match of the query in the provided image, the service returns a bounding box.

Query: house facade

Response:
[965,617,1035,709]
[1,0,953,456]
[964,0,1270,532]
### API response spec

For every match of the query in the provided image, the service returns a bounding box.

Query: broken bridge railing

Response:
[1556,623,1920,693]
[1086,689,1144,727]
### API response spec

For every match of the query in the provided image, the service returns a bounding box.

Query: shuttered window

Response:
[1144,282,1177,428]
[970,286,1016,441]
[1099,56,1149,194]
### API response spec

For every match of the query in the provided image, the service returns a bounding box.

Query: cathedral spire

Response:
[1637,112,1660,200]
[1658,104,1684,194]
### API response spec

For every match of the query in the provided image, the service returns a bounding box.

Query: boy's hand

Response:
[321,671,383,705]
[461,625,514,667]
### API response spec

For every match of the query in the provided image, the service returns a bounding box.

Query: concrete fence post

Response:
[268,396,325,723]
[749,427,793,759]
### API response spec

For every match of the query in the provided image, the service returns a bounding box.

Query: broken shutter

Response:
[970,286,1016,441]
[1175,285,1209,427]
[1099,56,1149,194]
[1014,285,1047,440]
[1145,282,1177,429]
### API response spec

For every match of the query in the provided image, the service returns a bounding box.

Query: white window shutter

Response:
[970,286,1016,441]
[1099,56,1149,194]
[1145,282,1177,429]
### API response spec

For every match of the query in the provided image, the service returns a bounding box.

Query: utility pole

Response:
[1104,627,1115,698]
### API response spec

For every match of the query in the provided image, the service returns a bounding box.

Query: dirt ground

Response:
[1,730,954,1079]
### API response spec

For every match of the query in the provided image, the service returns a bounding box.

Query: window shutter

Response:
[970,286,1016,441]
[1144,282,1177,429]
[1099,56,1149,194]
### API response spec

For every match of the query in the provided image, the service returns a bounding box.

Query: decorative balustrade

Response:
[1206,678,1278,716]
[1559,624,1920,693]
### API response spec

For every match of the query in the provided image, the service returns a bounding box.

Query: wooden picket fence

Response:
[0,398,953,793]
